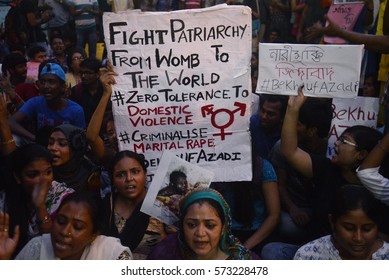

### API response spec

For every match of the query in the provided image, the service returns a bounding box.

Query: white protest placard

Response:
[256,43,364,98]
[327,96,379,158]
[103,5,252,182]
[141,151,214,226]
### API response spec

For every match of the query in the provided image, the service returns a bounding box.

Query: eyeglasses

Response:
[337,136,358,148]
[72,56,84,62]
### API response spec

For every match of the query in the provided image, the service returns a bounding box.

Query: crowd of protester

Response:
[0,0,389,260]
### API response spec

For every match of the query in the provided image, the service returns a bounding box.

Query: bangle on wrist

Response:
[37,215,50,225]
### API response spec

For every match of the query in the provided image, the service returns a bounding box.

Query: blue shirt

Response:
[20,96,86,129]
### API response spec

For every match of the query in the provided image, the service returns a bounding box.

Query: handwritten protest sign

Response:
[141,151,214,226]
[103,5,252,182]
[256,43,364,98]
[327,96,379,158]
[27,61,40,81]
[324,3,365,44]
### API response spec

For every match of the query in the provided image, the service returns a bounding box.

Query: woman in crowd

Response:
[281,86,383,237]
[48,124,102,194]
[65,47,87,90]
[148,188,258,260]
[102,150,166,259]
[6,192,132,260]
[5,144,74,256]
[294,184,389,260]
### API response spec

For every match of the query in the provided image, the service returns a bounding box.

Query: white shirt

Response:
[357,166,389,206]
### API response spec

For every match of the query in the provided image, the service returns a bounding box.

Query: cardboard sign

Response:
[103,5,253,182]
[257,43,364,98]
[324,3,365,44]
[327,96,379,158]
[141,151,214,226]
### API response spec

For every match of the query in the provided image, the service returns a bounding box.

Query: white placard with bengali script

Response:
[257,43,364,98]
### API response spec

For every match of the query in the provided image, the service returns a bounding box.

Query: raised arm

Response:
[306,2,389,54]
[280,86,313,178]
[323,17,389,53]
[359,132,389,171]
[296,4,308,42]
[86,63,117,159]
[357,132,389,205]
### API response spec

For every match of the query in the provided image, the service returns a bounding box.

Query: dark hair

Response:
[331,185,382,226]
[27,45,46,60]
[342,125,383,152]
[299,98,333,138]
[102,111,114,134]
[259,94,288,119]
[66,47,87,73]
[11,144,53,176]
[51,124,87,159]
[7,144,53,254]
[35,125,55,147]
[269,27,281,35]
[57,192,103,234]
[362,74,380,97]
[1,53,27,74]
[80,58,101,73]
[169,170,187,186]
[181,198,226,226]
[62,31,77,53]
[9,44,27,56]
[109,150,147,181]
[49,35,63,45]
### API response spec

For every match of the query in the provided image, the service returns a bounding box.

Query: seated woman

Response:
[65,47,87,90]
[48,124,102,194]
[2,192,132,260]
[294,184,389,260]
[102,150,166,259]
[5,144,74,256]
[282,86,383,238]
[148,188,259,260]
